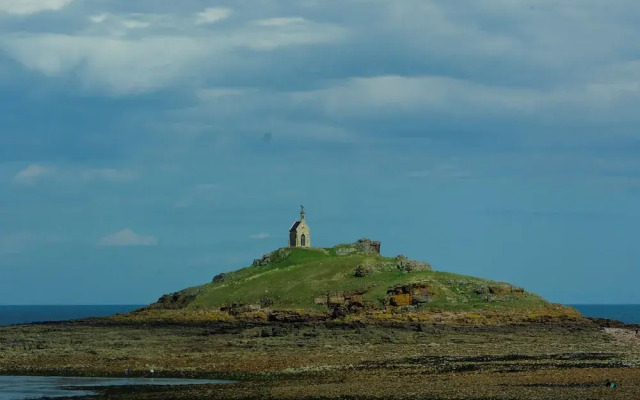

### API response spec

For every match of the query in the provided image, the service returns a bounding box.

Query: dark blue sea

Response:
[0,305,144,327]
[568,304,640,324]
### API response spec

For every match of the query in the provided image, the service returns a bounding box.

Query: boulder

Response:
[354,264,373,277]
[390,294,412,306]
[395,256,433,272]
[387,283,434,306]
[355,238,381,255]
[336,247,357,256]
[252,249,291,267]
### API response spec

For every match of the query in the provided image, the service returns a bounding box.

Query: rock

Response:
[268,311,306,323]
[328,293,346,307]
[252,249,291,267]
[488,285,515,295]
[260,297,274,307]
[389,294,412,306]
[212,273,227,283]
[331,305,348,318]
[395,256,432,272]
[387,283,434,306]
[252,254,271,267]
[354,264,373,277]
[227,303,261,316]
[151,289,201,309]
[355,238,381,255]
[488,285,510,295]
[336,247,357,256]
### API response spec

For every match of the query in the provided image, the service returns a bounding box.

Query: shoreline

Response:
[2,316,640,399]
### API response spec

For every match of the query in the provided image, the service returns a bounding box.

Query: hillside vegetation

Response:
[142,239,575,324]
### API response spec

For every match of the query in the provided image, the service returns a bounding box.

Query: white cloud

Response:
[293,73,640,125]
[89,13,108,23]
[254,17,306,27]
[0,0,74,15]
[0,34,206,94]
[13,164,54,184]
[250,233,271,240]
[122,20,150,30]
[195,7,232,25]
[0,16,345,95]
[99,228,158,246]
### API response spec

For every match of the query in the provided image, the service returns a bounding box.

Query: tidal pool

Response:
[0,375,231,400]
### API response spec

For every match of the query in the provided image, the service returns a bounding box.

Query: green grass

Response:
[185,245,548,312]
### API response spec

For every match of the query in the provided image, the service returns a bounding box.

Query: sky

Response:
[1,0,640,305]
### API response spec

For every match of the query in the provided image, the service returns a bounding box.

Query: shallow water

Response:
[0,376,230,400]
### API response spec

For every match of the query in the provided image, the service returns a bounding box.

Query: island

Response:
[0,209,638,399]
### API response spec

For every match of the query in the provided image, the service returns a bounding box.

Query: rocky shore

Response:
[1,316,640,399]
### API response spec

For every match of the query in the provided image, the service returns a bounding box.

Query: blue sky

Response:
[1,0,640,305]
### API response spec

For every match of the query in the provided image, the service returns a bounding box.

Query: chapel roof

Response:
[290,221,302,232]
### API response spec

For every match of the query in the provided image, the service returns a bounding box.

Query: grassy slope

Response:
[187,246,547,312]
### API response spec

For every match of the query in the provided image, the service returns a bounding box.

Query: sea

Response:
[0,304,639,327]
[0,305,144,327]
[568,304,640,324]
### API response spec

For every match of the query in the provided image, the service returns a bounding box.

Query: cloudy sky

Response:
[2,0,640,305]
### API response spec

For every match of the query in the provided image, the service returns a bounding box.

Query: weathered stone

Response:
[354,264,373,277]
[260,297,274,307]
[267,311,306,323]
[331,305,348,318]
[328,293,346,307]
[212,273,227,283]
[252,254,271,267]
[390,294,412,306]
[489,285,514,295]
[412,295,430,304]
[152,289,201,309]
[336,247,357,256]
[396,256,432,272]
[252,249,291,267]
[355,238,382,255]
[387,283,434,306]
[314,296,328,305]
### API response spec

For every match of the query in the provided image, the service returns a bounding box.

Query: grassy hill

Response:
[143,240,572,323]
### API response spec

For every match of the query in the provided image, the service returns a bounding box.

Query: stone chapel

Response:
[289,206,311,248]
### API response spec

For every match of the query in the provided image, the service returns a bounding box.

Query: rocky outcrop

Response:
[395,255,432,272]
[253,249,291,267]
[475,284,526,302]
[355,238,381,255]
[354,264,373,277]
[221,303,262,316]
[354,256,433,277]
[387,283,434,306]
[315,291,371,316]
[151,288,203,309]
[336,238,381,256]
[212,273,227,283]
